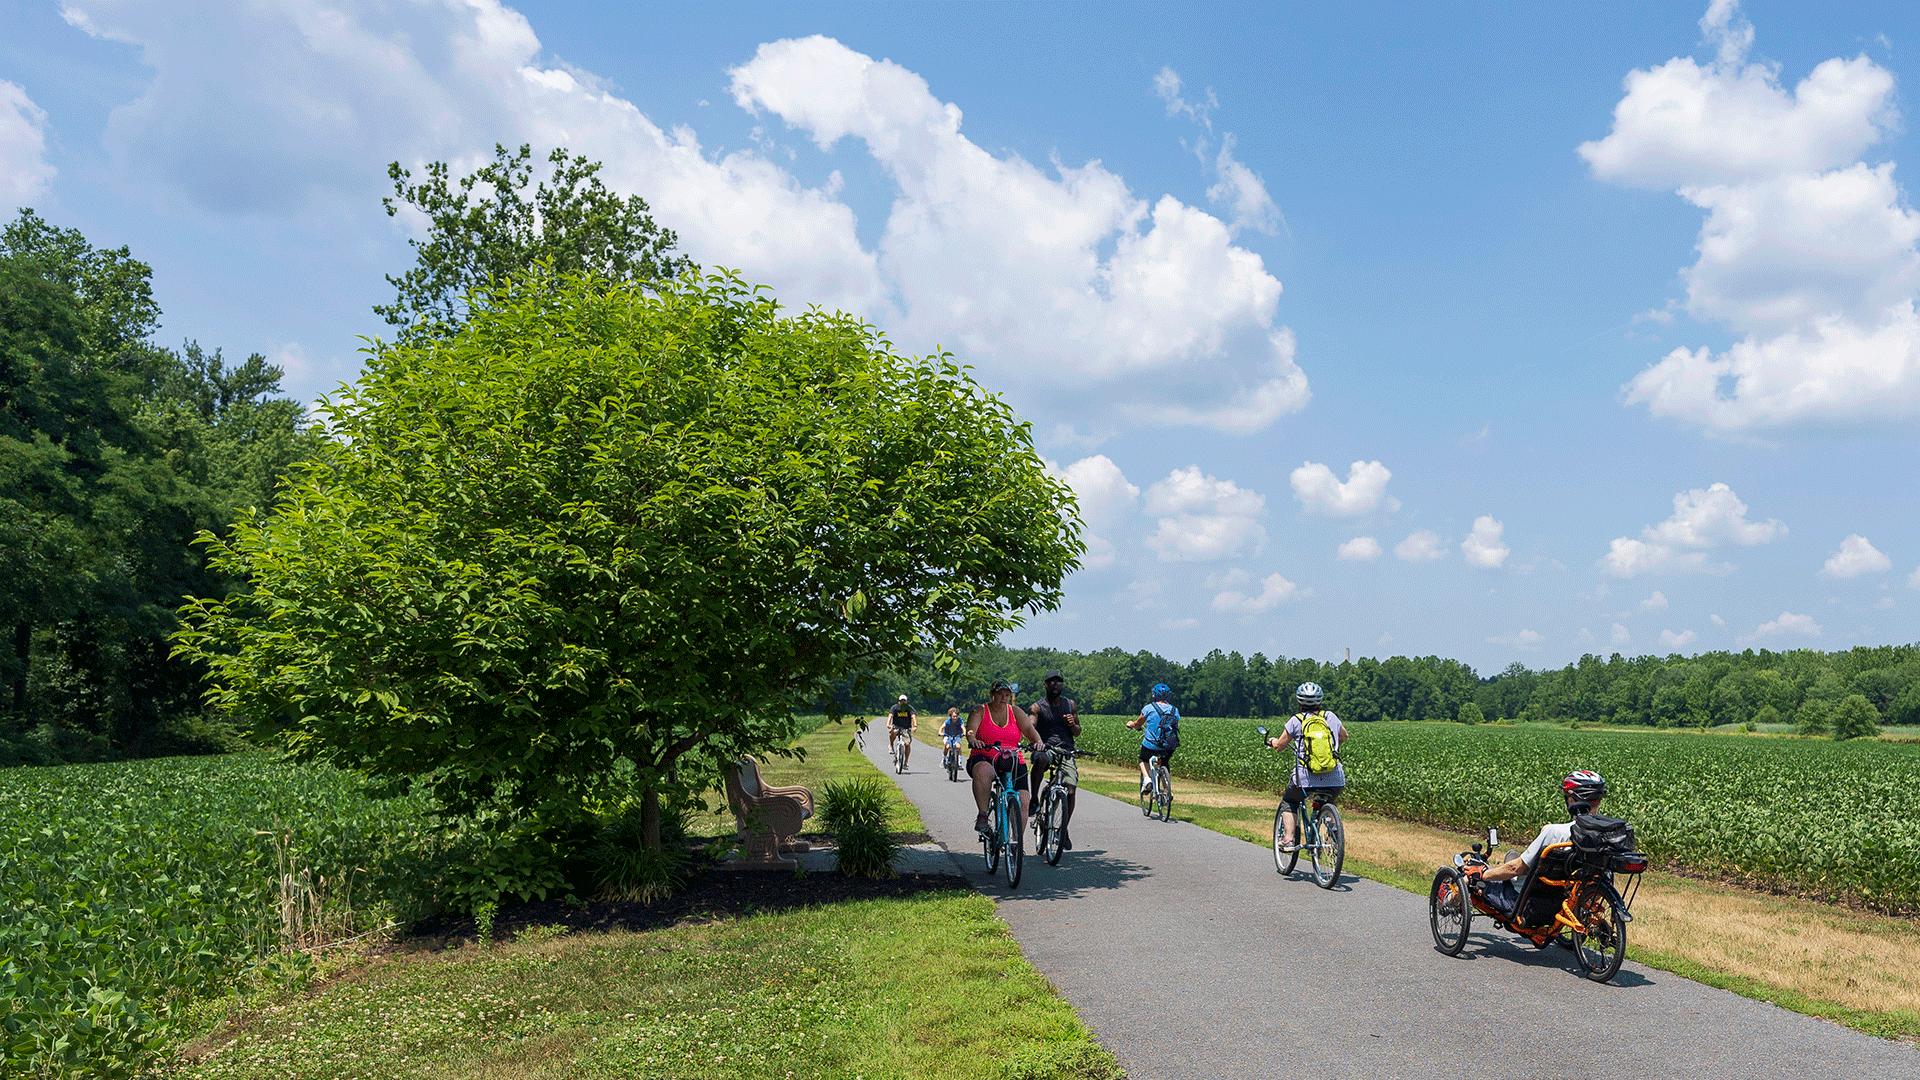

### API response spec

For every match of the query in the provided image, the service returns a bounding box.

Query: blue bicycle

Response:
[978,752,1026,888]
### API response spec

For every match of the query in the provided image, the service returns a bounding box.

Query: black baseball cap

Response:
[1044,671,1063,682]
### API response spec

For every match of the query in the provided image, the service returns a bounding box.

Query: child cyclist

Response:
[940,707,966,769]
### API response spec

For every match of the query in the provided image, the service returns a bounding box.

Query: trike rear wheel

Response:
[1571,883,1627,982]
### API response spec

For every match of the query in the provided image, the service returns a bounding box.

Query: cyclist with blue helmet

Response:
[1126,683,1181,794]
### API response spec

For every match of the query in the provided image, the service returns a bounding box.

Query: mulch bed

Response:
[402,838,967,949]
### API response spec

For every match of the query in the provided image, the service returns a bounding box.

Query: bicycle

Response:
[1138,753,1172,821]
[976,749,1026,888]
[1029,745,1088,865]
[891,728,910,773]
[1256,726,1345,888]
[942,738,963,782]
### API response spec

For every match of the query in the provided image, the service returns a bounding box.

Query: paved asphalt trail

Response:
[864,734,1917,1080]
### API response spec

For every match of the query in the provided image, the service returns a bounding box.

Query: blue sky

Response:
[4,1,1917,673]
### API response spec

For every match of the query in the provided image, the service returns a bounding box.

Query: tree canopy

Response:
[1,211,321,764]
[377,144,695,337]
[176,268,1083,843]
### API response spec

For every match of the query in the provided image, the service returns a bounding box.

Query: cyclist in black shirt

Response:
[887,695,916,771]
[1027,671,1082,850]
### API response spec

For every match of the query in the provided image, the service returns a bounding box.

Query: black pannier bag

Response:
[1572,812,1642,870]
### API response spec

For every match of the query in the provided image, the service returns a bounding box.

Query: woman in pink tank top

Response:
[965,680,1043,832]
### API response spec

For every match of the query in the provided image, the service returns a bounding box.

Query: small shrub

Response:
[474,900,497,950]
[590,804,691,902]
[821,778,898,877]
[1753,704,1782,729]
[1832,693,1882,742]
[820,777,891,830]
[1457,702,1484,726]
[1796,702,1831,737]
[834,819,900,878]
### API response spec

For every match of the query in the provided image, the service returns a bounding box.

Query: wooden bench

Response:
[722,755,814,870]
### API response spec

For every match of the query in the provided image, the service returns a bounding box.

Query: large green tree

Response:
[377,144,695,337]
[176,268,1082,846]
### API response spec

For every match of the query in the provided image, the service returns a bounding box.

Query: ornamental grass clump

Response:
[820,777,899,878]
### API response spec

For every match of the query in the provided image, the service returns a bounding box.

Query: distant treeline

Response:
[825,642,1920,729]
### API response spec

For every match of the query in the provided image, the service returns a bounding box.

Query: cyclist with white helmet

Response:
[1262,681,1347,852]
[1126,683,1181,794]
[887,695,916,771]
[1468,770,1609,885]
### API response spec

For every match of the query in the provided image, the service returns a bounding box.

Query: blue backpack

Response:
[1144,703,1180,750]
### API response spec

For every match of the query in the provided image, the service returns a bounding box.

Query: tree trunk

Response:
[10,622,28,717]
[641,785,661,851]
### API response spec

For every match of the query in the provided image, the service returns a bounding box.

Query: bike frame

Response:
[1466,842,1637,946]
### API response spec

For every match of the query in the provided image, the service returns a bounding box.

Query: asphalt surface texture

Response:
[864,730,1918,1080]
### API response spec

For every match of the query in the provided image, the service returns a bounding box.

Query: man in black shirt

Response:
[1027,671,1082,849]
[887,695,916,770]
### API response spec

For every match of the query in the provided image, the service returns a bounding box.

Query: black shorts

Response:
[968,749,1027,788]
[1284,784,1343,807]
[1139,745,1176,766]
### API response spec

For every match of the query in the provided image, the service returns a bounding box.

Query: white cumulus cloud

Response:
[1658,628,1699,648]
[1290,460,1396,516]
[1211,572,1305,614]
[1396,530,1446,562]
[732,38,1310,432]
[1054,455,1138,570]
[1601,482,1783,576]
[1737,610,1822,646]
[1488,630,1545,650]
[1461,515,1509,569]
[1640,590,1669,611]
[63,4,1311,435]
[1337,537,1382,561]
[1143,466,1267,562]
[1611,622,1632,645]
[0,80,55,201]
[1583,1,1920,431]
[1820,534,1891,578]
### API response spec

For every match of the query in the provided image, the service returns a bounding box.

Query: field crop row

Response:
[1074,715,1920,910]
[0,754,436,1079]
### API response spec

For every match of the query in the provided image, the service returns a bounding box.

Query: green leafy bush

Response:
[820,777,898,878]
[1832,694,1883,742]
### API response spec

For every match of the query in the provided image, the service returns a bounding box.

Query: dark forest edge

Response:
[826,641,1920,737]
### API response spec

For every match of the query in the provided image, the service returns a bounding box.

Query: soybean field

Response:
[0,754,436,1079]
[1076,715,1920,911]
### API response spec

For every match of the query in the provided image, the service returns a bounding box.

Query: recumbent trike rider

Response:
[1427,770,1649,983]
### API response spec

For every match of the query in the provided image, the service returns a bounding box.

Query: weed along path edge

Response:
[863,730,1917,1080]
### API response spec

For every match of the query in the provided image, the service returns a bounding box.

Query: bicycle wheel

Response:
[1154,764,1172,821]
[1570,883,1628,982]
[983,784,1002,874]
[1271,804,1300,875]
[1429,867,1471,956]
[1003,793,1024,888]
[1310,804,1345,889]
[1043,786,1068,866]
[1032,786,1053,865]
[946,749,959,782]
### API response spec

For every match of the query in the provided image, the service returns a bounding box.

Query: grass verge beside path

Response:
[1064,755,1920,1045]
[171,892,1118,1080]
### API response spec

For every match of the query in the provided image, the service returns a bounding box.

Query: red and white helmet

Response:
[1562,770,1607,806]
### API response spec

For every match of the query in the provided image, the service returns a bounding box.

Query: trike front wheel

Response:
[1429,867,1471,956]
